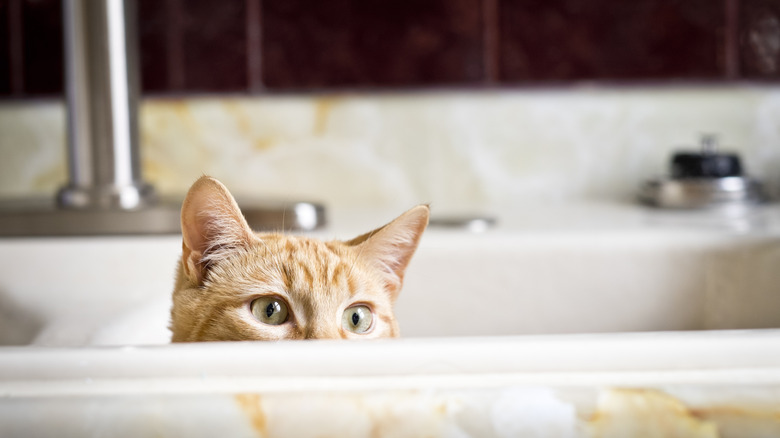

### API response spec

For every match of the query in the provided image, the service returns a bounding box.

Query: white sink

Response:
[1,202,779,437]
[1,202,779,346]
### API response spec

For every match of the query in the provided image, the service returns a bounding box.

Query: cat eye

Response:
[250,296,289,325]
[342,305,373,334]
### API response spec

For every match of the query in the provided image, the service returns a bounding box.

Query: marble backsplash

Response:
[1,87,779,212]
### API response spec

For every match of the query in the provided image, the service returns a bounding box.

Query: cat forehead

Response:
[253,233,348,259]
[204,234,359,294]
[239,234,370,299]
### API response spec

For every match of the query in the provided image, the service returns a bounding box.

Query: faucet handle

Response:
[670,135,742,179]
[700,133,719,156]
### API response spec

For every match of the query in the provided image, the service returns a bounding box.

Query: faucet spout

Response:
[57,0,155,210]
[0,0,326,236]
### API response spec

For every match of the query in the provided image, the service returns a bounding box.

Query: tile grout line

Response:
[246,0,263,93]
[167,0,185,90]
[482,0,500,84]
[8,0,24,95]
[724,0,740,79]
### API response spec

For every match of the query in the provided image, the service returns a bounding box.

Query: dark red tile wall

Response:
[499,0,725,81]
[262,0,485,88]
[0,0,777,98]
[140,0,248,92]
[0,1,10,95]
[138,0,172,93]
[741,0,780,78]
[181,0,248,91]
[21,0,63,95]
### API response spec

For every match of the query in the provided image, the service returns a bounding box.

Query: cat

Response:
[170,176,429,342]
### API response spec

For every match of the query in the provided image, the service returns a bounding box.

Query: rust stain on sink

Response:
[235,393,268,436]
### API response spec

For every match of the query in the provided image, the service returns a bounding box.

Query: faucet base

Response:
[0,199,325,237]
[56,182,157,211]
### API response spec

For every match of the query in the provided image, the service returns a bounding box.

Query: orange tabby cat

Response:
[170,176,429,342]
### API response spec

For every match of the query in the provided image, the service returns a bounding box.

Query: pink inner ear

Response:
[181,187,228,256]
[355,205,429,297]
[180,176,254,283]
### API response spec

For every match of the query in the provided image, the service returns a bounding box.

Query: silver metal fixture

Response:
[0,0,325,237]
[429,216,496,233]
[640,177,765,209]
[57,0,154,210]
[639,135,766,209]
[0,198,325,237]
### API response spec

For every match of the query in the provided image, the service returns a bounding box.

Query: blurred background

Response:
[1,0,779,212]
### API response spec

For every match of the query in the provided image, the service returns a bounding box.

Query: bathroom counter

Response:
[1,202,779,436]
[1,330,779,437]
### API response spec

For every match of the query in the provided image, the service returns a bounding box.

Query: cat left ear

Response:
[180,176,255,285]
[347,205,430,300]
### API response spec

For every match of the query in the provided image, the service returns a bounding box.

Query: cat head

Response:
[170,176,429,342]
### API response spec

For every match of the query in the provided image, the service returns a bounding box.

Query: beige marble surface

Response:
[2,334,779,437]
[1,87,779,210]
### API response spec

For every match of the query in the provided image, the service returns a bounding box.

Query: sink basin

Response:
[1,202,779,436]
[0,202,779,346]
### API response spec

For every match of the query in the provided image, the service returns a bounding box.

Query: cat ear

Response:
[347,205,430,300]
[180,176,255,285]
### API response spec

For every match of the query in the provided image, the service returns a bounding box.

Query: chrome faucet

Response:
[0,0,324,236]
[58,0,155,211]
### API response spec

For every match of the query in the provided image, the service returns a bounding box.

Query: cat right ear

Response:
[180,176,255,285]
[346,205,430,300]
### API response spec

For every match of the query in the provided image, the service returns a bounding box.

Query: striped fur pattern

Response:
[170,176,429,342]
